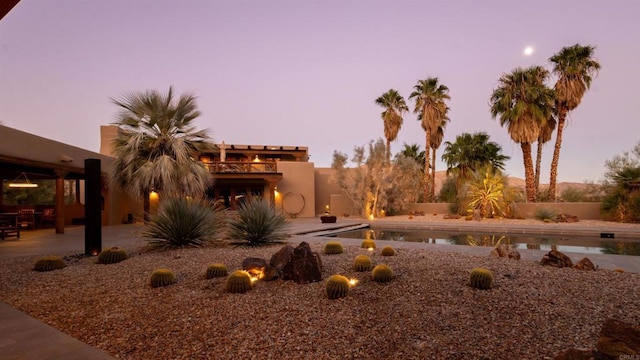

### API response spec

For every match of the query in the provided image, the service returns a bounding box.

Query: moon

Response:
[524,46,534,56]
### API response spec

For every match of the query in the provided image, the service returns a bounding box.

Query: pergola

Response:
[0,125,113,234]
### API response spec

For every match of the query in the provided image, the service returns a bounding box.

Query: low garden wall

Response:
[403,202,603,220]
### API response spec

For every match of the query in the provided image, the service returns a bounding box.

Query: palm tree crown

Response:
[442,132,509,181]
[109,87,214,200]
[375,89,409,160]
[409,77,451,202]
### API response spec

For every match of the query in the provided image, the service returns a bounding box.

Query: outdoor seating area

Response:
[0,209,55,237]
[0,215,20,240]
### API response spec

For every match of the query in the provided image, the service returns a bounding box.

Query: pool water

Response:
[323,228,640,256]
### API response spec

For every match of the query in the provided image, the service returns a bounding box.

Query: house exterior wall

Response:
[275,161,316,218]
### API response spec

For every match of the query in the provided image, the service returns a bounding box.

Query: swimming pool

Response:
[322,227,640,256]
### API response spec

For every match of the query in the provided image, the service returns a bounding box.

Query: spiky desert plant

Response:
[324,241,344,255]
[228,197,291,246]
[534,207,557,222]
[469,268,494,290]
[380,246,396,256]
[372,264,394,283]
[361,239,376,249]
[353,255,373,272]
[143,197,227,250]
[97,247,128,264]
[205,263,228,279]
[225,270,253,293]
[33,255,66,272]
[325,275,350,299]
[150,268,176,288]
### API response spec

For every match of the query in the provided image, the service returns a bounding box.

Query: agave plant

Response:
[142,197,227,250]
[228,197,291,246]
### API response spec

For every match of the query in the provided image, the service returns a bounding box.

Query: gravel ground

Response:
[0,239,639,359]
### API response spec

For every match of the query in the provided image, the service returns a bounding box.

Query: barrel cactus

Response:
[361,239,376,249]
[469,268,494,290]
[97,247,128,264]
[372,264,394,283]
[324,241,344,255]
[380,246,396,256]
[150,268,176,288]
[325,274,350,299]
[225,270,253,294]
[205,263,229,279]
[353,255,372,272]
[33,255,66,272]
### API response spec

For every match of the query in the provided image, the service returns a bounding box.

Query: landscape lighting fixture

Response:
[9,172,38,188]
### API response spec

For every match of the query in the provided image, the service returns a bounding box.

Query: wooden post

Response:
[85,159,102,255]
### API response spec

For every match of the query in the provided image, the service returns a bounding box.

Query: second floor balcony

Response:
[206,161,278,174]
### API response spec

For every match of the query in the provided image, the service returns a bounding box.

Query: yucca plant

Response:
[534,207,557,222]
[228,197,291,246]
[142,197,227,250]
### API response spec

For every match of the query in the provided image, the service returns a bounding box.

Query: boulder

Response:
[596,319,640,357]
[269,244,294,278]
[242,257,277,281]
[442,214,461,220]
[573,257,596,271]
[490,244,521,260]
[540,246,573,268]
[281,242,323,284]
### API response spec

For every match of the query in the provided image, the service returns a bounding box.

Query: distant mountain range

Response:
[432,171,590,194]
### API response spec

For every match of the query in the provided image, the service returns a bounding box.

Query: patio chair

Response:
[18,209,35,230]
[40,208,55,228]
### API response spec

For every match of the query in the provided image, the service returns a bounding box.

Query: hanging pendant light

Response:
[8,172,38,188]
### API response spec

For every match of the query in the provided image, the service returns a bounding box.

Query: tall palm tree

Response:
[401,143,425,169]
[109,87,215,217]
[548,44,601,200]
[430,115,449,201]
[375,89,409,161]
[534,114,556,194]
[490,66,555,202]
[442,132,509,182]
[409,78,450,202]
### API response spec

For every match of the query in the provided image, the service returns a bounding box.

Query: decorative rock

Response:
[442,214,461,220]
[490,244,521,260]
[555,213,580,223]
[242,257,273,281]
[540,246,573,268]
[281,242,323,284]
[596,319,640,357]
[573,257,596,271]
[269,245,294,278]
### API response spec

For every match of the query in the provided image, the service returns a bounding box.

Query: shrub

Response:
[324,241,344,255]
[534,207,557,222]
[353,255,372,272]
[325,275,350,299]
[372,264,394,283]
[34,255,66,272]
[150,268,176,288]
[97,247,128,264]
[361,239,376,249]
[380,246,396,256]
[469,268,494,290]
[143,197,227,250]
[225,270,253,293]
[205,263,228,279]
[228,197,291,246]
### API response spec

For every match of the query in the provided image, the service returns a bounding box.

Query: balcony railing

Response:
[206,161,278,174]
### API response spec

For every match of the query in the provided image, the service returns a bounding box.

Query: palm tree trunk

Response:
[521,142,536,203]
[431,149,437,201]
[386,138,392,164]
[549,108,567,202]
[424,128,432,202]
[534,138,543,196]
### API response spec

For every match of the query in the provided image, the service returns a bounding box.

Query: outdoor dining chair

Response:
[18,209,35,230]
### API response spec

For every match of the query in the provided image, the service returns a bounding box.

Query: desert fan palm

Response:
[548,44,601,200]
[490,66,555,202]
[375,89,409,161]
[409,78,451,202]
[430,116,449,200]
[109,87,214,202]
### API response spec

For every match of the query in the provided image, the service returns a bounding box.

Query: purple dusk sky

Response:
[1,1,638,183]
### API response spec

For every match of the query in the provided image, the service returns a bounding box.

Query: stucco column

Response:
[54,170,67,234]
